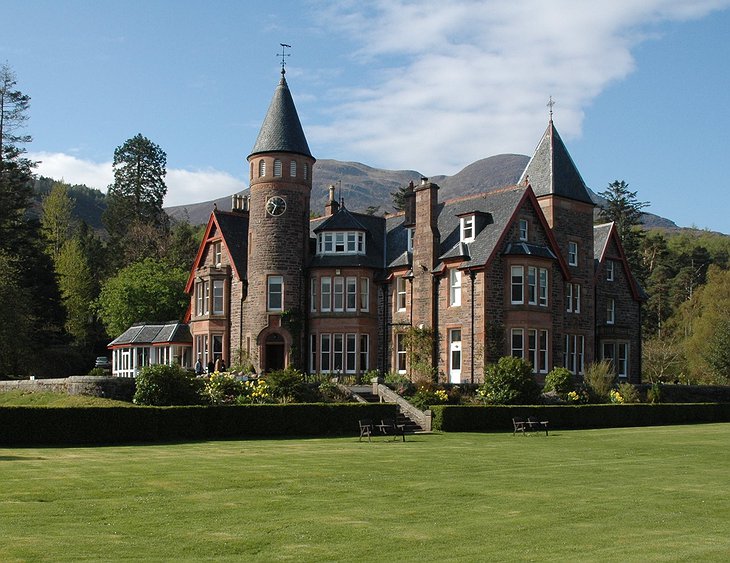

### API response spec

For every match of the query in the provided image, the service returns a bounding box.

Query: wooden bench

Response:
[512,416,549,436]
[376,418,406,442]
[358,419,373,442]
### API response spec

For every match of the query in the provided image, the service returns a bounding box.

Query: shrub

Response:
[384,372,415,396]
[582,361,616,403]
[617,382,640,403]
[235,379,274,404]
[87,367,108,377]
[264,368,307,402]
[133,364,204,406]
[647,382,663,404]
[479,356,539,405]
[543,367,574,395]
[409,387,448,410]
[203,372,245,405]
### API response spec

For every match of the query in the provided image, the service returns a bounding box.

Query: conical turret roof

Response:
[519,120,593,204]
[249,74,312,159]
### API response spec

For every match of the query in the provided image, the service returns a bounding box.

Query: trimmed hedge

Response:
[431,403,730,432]
[0,403,397,446]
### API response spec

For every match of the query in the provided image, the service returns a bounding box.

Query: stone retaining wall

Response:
[0,376,135,402]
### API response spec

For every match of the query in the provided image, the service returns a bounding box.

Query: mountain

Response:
[32,157,686,233]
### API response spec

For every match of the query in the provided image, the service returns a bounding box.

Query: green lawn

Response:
[1,425,728,561]
[0,390,132,407]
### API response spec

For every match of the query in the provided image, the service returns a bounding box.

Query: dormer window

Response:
[461,216,475,243]
[317,231,366,255]
[519,219,528,241]
[213,242,222,266]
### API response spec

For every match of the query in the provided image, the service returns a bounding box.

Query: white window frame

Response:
[606,260,615,281]
[568,241,578,266]
[346,333,357,373]
[407,228,415,252]
[213,241,222,266]
[360,278,369,312]
[449,269,462,307]
[333,334,344,373]
[359,334,369,373]
[396,333,407,374]
[511,328,524,359]
[519,219,528,241]
[461,216,475,243]
[212,279,224,314]
[511,265,524,304]
[396,277,407,311]
[267,275,283,311]
[539,268,548,307]
[333,276,344,312]
[346,277,357,311]
[316,231,366,255]
[320,277,332,312]
[310,278,317,312]
[539,329,548,374]
[607,298,615,325]
[528,266,537,305]
[320,334,331,373]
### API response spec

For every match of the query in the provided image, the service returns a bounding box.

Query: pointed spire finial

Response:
[547,96,555,121]
[278,43,291,76]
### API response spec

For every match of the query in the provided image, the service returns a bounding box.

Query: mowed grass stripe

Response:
[1,425,728,561]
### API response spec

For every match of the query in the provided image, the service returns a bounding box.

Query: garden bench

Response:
[376,418,406,442]
[358,419,373,442]
[512,416,549,436]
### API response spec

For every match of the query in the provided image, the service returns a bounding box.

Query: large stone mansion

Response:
[165,70,643,383]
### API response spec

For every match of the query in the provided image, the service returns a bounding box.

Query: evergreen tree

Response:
[103,134,169,266]
[40,181,77,261]
[0,63,34,253]
[391,184,409,211]
[0,251,33,376]
[56,237,95,346]
[598,180,648,279]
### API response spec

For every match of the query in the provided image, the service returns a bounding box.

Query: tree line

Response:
[0,64,201,377]
[1,64,728,382]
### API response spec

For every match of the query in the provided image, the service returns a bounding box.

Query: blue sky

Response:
[3,0,729,233]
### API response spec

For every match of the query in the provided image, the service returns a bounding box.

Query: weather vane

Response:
[547,96,556,120]
[278,43,291,75]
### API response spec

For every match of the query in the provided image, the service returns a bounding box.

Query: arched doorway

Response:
[265,332,286,372]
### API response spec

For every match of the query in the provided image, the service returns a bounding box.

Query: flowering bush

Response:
[609,389,625,404]
[235,379,273,404]
[567,390,580,403]
[409,386,448,410]
[203,371,245,405]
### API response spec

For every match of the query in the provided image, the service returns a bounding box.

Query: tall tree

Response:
[0,63,34,252]
[103,134,169,266]
[95,258,189,337]
[391,184,409,211]
[0,251,33,376]
[40,181,77,261]
[56,237,95,346]
[598,180,648,279]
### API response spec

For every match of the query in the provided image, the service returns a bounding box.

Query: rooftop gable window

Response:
[317,231,366,255]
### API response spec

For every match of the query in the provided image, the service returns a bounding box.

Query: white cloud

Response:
[29,152,248,208]
[313,0,730,175]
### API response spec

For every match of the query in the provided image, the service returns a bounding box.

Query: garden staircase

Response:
[346,383,431,433]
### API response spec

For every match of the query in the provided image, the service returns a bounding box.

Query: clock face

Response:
[266,196,287,216]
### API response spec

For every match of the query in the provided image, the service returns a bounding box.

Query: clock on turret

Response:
[266,196,287,216]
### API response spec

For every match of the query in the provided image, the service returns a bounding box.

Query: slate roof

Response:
[214,210,249,280]
[309,207,386,269]
[108,321,192,347]
[434,187,531,270]
[249,75,312,159]
[519,120,593,205]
